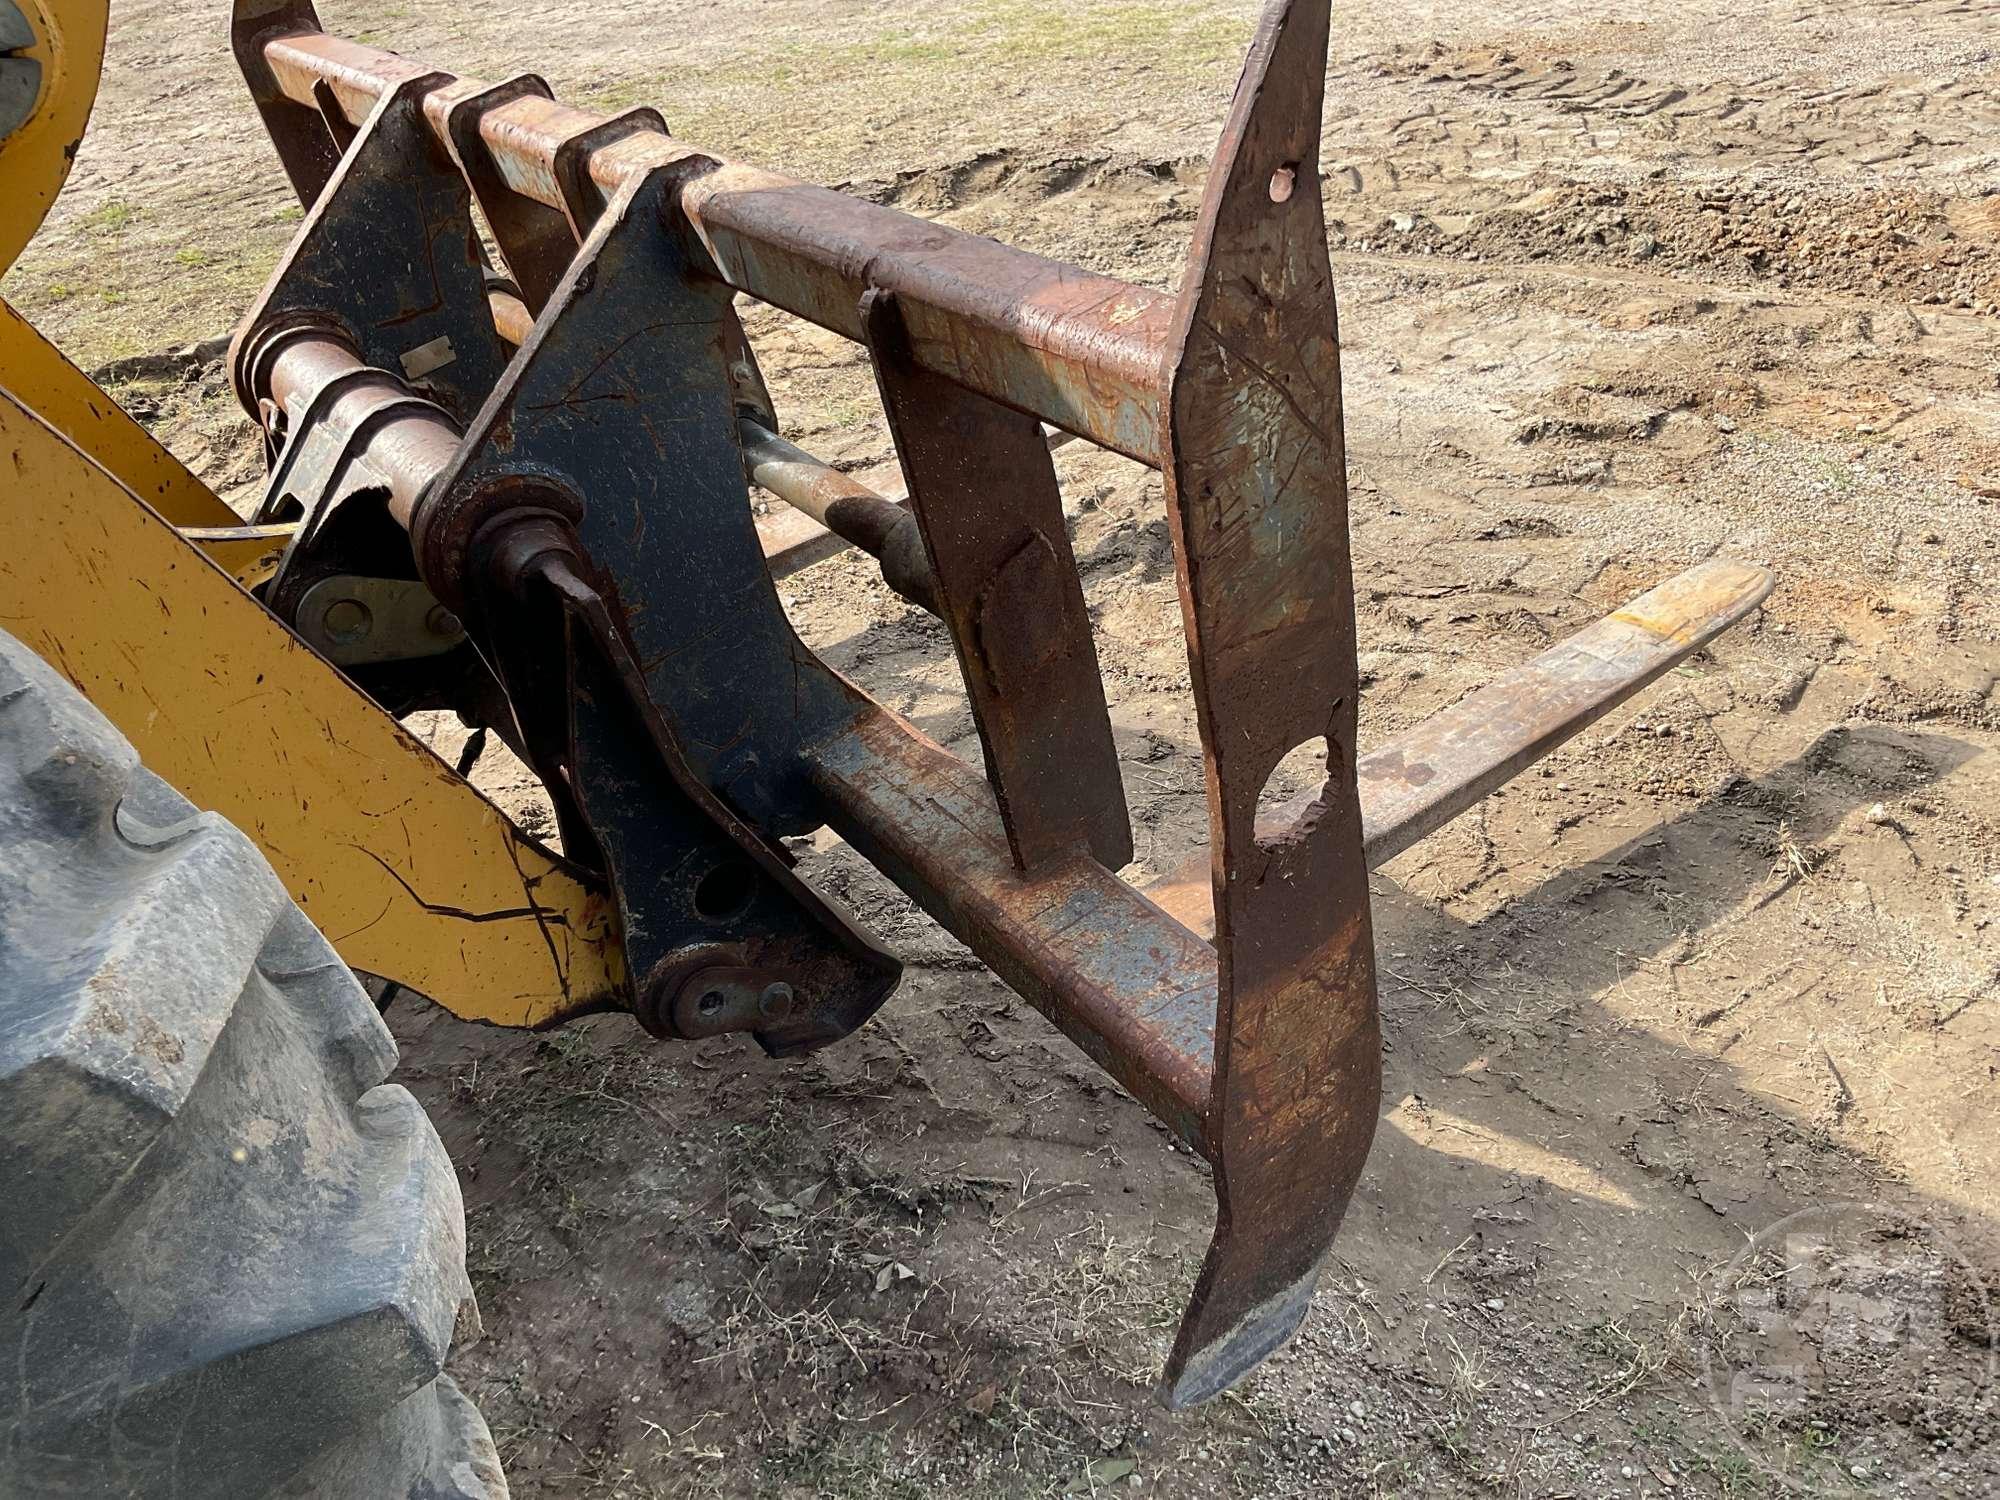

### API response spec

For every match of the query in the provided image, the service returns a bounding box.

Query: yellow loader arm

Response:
[0,0,621,1024]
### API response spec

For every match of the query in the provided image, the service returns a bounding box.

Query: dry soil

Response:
[7,0,1999,1496]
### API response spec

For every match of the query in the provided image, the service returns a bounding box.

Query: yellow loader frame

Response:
[0,0,621,1025]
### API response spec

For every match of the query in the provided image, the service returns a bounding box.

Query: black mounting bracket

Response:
[410,161,901,1052]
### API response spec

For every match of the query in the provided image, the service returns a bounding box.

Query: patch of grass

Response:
[695,1098,961,1401]
[574,75,671,113]
[1728,1461,1781,1496]
[597,1,1249,108]
[1700,1440,1774,1496]
[1812,456,1859,492]
[79,199,136,234]
[1715,1409,1881,1497]
[811,395,881,438]
[998,1214,1173,1388]
[451,1028,676,1246]
[764,1429,932,1500]
[1437,1324,1493,1405]
[801,2,1246,81]
[1572,1316,1680,1412]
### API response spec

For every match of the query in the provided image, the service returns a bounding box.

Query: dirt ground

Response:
[8,0,1999,1495]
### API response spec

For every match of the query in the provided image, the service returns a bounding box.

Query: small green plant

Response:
[80,199,135,234]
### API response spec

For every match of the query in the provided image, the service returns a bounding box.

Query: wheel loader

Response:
[0,0,1773,1492]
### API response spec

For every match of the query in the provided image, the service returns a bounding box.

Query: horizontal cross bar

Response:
[257,31,1176,464]
[812,707,1218,1152]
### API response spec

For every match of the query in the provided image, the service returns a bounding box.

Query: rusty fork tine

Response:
[1147,559,1778,934]
[1154,0,1382,1407]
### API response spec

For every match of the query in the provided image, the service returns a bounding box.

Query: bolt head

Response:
[320,597,373,644]
[758,982,796,1021]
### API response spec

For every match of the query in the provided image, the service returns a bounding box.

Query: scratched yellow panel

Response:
[0,297,241,528]
[0,386,624,1024]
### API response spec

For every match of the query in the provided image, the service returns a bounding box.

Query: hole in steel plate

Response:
[697,989,727,1016]
[1255,734,1327,836]
[1253,710,1345,852]
[693,861,758,922]
[1268,163,1298,203]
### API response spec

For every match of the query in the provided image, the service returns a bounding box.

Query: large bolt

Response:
[758,982,796,1022]
[320,597,373,645]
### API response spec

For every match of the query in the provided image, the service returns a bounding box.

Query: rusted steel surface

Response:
[363,93,784,434]
[542,551,902,1055]
[399,160,901,1051]
[259,329,462,530]
[548,105,668,240]
[1344,558,1776,857]
[754,497,850,581]
[442,73,574,311]
[812,708,1214,1149]
[433,279,923,597]
[250,28,1176,462]
[863,288,1131,872]
[223,0,1781,1410]
[490,281,1045,606]
[1151,0,1381,1408]
[231,0,342,204]
[309,78,357,155]
[248,328,468,680]
[415,166,856,833]
[747,422,1075,584]
[1148,560,1777,933]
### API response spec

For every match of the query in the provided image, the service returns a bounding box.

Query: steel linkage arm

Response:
[226,0,1773,1407]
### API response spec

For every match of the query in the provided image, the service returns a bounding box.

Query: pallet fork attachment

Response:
[34,0,1772,1404]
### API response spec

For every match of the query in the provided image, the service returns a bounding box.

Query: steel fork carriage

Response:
[224,0,1771,1403]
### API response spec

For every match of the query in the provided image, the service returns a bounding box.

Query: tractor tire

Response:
[0,632,507,1499]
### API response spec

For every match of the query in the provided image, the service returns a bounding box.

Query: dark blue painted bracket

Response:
[420,160,897,1052]
[231,72,509,428]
